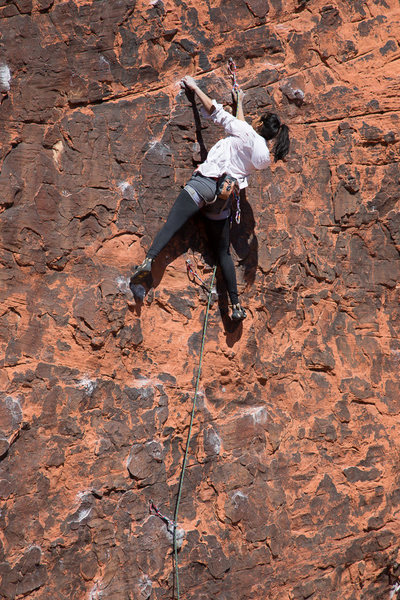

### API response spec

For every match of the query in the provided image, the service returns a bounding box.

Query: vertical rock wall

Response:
[1,1,400,598]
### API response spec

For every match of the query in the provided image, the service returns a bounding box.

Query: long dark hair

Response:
[259,113,290,162]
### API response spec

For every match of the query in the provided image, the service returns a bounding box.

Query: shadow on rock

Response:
[230,189,258,290]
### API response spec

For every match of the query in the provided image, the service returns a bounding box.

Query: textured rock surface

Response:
[1,1,400,599]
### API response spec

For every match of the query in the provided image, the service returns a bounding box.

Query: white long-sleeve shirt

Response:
[197,100,271,189]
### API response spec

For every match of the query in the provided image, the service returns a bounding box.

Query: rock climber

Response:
[130,75,290,320]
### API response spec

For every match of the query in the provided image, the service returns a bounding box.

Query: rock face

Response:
[1,1,400,599]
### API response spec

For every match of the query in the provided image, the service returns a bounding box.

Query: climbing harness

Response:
[173,265,217,600]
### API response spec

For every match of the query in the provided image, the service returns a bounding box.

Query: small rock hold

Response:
[280,80,305,106]
[0,434,9,459]
[0,478,12,499]
[90,337,105,349]
[127,441,165,484]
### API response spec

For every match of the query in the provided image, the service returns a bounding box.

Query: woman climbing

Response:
[130,75,290,320]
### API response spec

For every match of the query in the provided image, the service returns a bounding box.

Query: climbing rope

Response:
[152,59,244,599]
[173,265,217,600]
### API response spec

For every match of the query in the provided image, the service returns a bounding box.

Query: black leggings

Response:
[203,217,238,305]
[146,189,239,305]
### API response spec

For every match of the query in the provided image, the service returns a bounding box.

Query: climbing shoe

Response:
[130,257,153,285]
[231,303,247,321]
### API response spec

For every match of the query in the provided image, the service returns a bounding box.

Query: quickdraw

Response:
[233,188,241,225]
[186,259,215,294]
[227,57,240,92]
[149,500,175,534]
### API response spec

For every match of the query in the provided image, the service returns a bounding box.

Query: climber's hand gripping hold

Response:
[181,75,215,116]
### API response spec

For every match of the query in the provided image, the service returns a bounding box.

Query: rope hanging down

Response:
[172,265,217,600]
[152,59,242,599]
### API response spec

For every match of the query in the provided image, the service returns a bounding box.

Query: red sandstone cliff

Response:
[1,1,400,599]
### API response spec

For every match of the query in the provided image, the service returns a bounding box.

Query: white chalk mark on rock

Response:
[77,507,92,522]
[0,64,11,92]
[6,396,23,427]
[138,576,153,599]
[204,427,221,455]
[133,379,154,390]
[89,580,103,600]
[117,181,135,200]
[247,406,268,425]
[117,276,131,294]
[147,139,171,157]
[99,55,110,67]
[76,490,92,502]
[231,490,248,504]
[77,377,97,395]
[166,525,185,549]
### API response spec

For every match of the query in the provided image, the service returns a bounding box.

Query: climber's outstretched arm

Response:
[181,76,215,116]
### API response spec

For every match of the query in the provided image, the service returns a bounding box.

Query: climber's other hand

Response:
[232,88,245,103]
